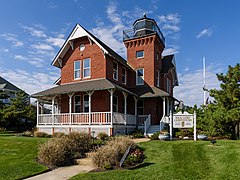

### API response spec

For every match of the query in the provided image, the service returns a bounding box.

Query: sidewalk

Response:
[25,158,94,180]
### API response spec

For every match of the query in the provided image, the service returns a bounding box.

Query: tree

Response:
[1,90,36,130]
[208,63,240,139]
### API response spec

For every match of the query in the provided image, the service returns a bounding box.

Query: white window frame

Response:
[113,61,118,81]
[74,95,81,113]
[122,67,127,85]
[113,95,118,112]
[156,70,160,87]
[136,50,144,58]
[83,94,89,112]
[74,60,81,79]
[83,58,91,78]
[136,68,144,85]
[166,78,171,93]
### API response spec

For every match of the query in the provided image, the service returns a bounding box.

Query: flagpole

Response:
[203,57,206,106]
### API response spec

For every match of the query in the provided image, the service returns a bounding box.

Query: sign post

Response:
[170,110,173,140]
[173,111,197,141]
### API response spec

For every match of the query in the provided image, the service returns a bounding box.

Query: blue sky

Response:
[0,0,239,106]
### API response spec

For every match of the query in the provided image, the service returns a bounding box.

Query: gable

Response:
[0,76,22,92]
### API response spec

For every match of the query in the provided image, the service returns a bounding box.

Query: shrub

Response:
[128,130,144,138]
[52,132,65,138]
[38,137,74,168]
[150,132,160,140]
[67,132,92,158]
[125,148,145,165]
[92,136,136,169]
[22,130,33,137]
[97,132,108,140]
[33,131,49,138]
[0,127,6,133]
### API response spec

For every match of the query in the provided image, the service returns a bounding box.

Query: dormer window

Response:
[136,50,144,58]
[113,61,118,80]
[74,60,81,79]
[136,68,144,85]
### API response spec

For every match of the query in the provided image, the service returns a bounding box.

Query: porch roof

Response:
[130,86,169,98]
[31,79,137,98]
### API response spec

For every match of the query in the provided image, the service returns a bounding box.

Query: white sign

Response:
[173,111,194,128]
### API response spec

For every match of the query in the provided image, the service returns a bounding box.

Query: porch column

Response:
[170,110,173,140]
[122,92,128,125]
[68,93,74,124]
[36,99,39,126]
[87,91,94,125]
[134,97,138,128]
[108,89,115,126]
[160,97,166,131]
[40,103,44,114]
[51,96,56,125]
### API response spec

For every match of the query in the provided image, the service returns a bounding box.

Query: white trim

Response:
[74,60,81,80]
[113,61,118,81]
[52,24,109,68]
[83,58,91,78]
[156,70,160,87]
[136,68,144,85]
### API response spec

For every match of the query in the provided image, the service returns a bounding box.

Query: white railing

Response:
[137,115,149,125]
[161,116,170,123]
[144,114,151,136]
[113,112,125,124]
[91,112,111,124]
[126,114,136,125]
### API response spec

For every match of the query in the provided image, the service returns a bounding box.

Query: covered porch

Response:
[32,79,151,135]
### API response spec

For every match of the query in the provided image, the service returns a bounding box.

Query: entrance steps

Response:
[146,125,160,136]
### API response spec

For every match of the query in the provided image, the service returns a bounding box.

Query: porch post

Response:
[170,110,173,140]
[36,99,39,126]
[87,91,94,125]
[122,92,128,125]
[108,89,115,126]
[160,97,166,131]
[52,96,56,125]
[40,103,44,114]
[134,96,138,128]
[68,93,74,124]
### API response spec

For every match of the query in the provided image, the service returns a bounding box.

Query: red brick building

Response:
[32,15,178,136]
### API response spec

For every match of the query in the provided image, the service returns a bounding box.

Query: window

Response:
[113,95,118,112]
[166,78,171,93]
[83,58,91,78]
[74,95,81,113]
[79,44,85,51]
[74,61,81,79]
[83,95,89,112]
[113,61,118,80]
[136,68,144,85]
[136,50,144,58]
[137,100,144,115]
[156,70,160,87]
[122,67,126,84]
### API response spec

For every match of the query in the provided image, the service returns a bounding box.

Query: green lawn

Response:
[72,140,240,180]
[0,134,48,180]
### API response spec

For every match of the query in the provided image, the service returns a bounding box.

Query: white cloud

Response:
[21,25,47,38]
[106,1,122,24]
[158,13,180,24]
[162,24,180,32]
[32,43,54,51]
[0,47,9,53]
[174,67,221,106]
[162,45,180,56]
[46,36,65,47]
[0,67,58,95]
[49,4,58,9]
[0,33,24,47]
[196,27,213,38]
[14,54,27,60]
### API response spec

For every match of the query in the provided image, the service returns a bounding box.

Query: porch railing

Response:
[144,114,151,136]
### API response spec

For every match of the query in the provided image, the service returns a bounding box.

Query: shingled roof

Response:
[32,79,137,98]
[161,54,175,73]
[0,76,22,92]
[129,85,169,98]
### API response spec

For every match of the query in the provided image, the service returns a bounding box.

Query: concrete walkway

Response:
[25,138,150,180]
[25,158,94,180]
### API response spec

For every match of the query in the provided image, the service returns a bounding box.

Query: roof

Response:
[0,76,22,92]
[130,86,169,98]
[52,24,130,69]
[32,79,137,98]
[161,54,179,86]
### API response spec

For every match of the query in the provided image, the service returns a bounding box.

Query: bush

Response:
[97,132,108,140]
[92,136,136,169]
[38,137,74,168]
[67,132,92,158]
[0,127,6,133]
[34,131,49,138]
[150,132,160,140]
[22,130,33,137]
[128,130,144,138]
[125,148,145,165]
[52,132,65,138]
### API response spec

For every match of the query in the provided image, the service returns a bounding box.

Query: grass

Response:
[71,140,240,180]
[0,133,48,180]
